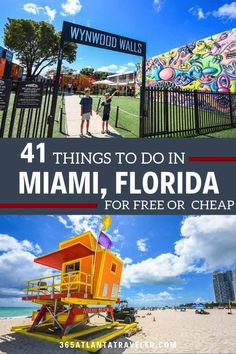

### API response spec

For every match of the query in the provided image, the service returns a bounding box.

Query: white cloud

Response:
[117,66,129,73]
[97,64,118,72]
[44,6,57,22]
[122,252,187,287]
[195,297,211,304]
[197,8,206,19]
[137,238,148,252]
[57,215,70,228]
[177,215,236,271]
[153,0,162,12]
[127,62,136,67]
[61,0,82,16]
[123,257,133,265]
[0,297,26,307]
[111,229,124,242]
[190,2,236,21]
[123,216,236,288]
[128,291,174,306]
[189,7,207,20]
[23,3,43,15]
[0,234,49,302]
[96,64,130,73]
[0,287,24,297]
[56,215,102,235]
[0,234,41,255]
[100,62,136,75]
[168,287,183,291]
[213,2,236,20]
[23,3,56,22]
[23,3,42,14]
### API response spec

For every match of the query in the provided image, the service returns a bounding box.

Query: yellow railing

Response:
[24,270,92,298]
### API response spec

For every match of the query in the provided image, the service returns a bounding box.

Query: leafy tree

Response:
[80,68,110,80]
[79,66,113,80]
[45,65,78,77]
[61,66,78,75]
[4,18,77,79]
[80,67,95,77]
[93,71,109,80]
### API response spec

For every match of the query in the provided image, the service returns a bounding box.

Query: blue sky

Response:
[0,0,235,72]
[0,215,236,307]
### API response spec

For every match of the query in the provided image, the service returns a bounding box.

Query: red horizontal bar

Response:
[189,156,236,162]
[0,203,98,209]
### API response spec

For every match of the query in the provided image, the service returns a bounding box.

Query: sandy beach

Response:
[0,309,235,354]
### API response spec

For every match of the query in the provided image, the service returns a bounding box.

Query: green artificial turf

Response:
[92,95,235,138]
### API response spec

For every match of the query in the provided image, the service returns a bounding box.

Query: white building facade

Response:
[107,71,136,95]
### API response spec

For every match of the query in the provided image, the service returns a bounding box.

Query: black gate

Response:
[0,80,55,138]
[143,88,236,137]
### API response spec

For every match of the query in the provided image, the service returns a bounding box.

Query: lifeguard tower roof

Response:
[34,241,94,270]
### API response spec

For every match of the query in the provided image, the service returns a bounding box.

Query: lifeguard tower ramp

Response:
[11,231,139,352]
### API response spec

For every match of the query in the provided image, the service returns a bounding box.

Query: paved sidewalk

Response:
[64,94,121,138]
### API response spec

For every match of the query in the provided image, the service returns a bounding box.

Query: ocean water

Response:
[0,307,38,318]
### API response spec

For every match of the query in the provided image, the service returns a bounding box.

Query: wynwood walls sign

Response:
[62,21,146,56]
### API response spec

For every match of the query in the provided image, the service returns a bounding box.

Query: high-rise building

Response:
[213,270,235,303]
[232,265,236,300]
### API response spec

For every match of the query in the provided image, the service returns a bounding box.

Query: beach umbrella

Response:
[93,79,114,85]
[116,82,129,86]
[193,303,205,310]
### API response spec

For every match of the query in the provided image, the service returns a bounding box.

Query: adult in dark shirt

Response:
[80,88,93,137]
[97,90,118,134]
[72,83,77,95]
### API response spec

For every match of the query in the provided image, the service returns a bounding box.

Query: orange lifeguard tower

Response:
[11,229,138,351]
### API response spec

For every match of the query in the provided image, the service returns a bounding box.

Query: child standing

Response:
[97,90,117,134]
[80,88,93,137]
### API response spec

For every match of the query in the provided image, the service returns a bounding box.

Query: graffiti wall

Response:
[140,29,236,93]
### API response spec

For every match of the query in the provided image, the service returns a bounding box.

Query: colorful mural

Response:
[139,29,236,93]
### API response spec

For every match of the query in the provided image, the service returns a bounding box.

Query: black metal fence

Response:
[143,88,236,137]
[0,80,57,138]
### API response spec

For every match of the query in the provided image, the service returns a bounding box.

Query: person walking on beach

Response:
[80,88,93,137]
[97,90,118,134]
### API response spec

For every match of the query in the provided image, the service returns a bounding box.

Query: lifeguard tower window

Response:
[66,261,80,272]
[111,263,117,273]
[103,283,109,297]
[111,284,119,298]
